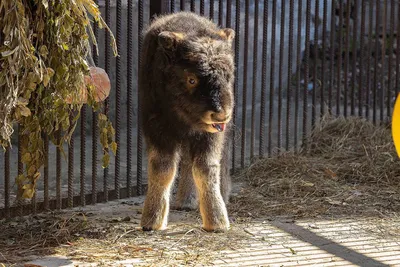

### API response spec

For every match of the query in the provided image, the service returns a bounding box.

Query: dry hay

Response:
[229,116,400,219]
[54,220,250,266]
[0,206,251,266]
[0,212,89,264]
[2,116,400,266]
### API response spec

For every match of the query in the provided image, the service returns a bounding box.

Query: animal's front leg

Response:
[192,156,230,232]
[141,147,179,231]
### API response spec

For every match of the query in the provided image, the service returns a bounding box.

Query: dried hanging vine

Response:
[0,0,117,199]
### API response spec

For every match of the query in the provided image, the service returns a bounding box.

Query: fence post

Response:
[150,0,170,19]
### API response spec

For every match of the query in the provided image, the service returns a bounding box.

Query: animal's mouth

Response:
[211,123,226,132]
[201,115,231,133]
[202,122,227,133]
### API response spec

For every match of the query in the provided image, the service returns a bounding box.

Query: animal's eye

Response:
[186,74,198,88]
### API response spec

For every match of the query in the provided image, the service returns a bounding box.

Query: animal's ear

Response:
[158,31,185,49]
[218,28,235,42]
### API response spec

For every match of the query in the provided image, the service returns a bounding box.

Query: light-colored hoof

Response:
[202,224,230,233]
[140,221,168,231]
[202,219,230,233]
[142,225,167,231]
[140,211,168,231]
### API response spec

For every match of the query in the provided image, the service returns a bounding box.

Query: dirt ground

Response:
[0,180,399,267]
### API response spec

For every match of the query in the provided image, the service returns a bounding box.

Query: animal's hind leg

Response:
[220,143,232,204]
[174,150,198,211]
[141,147,179,231]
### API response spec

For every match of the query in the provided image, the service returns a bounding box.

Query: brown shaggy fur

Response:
[139,12,235,232]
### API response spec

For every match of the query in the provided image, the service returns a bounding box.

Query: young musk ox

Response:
[139,11,235,232]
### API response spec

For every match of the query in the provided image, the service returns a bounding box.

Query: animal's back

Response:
[144,12,220,40]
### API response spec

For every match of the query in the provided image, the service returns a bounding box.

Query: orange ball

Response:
[85,66,111,102]
[65,66,111,104]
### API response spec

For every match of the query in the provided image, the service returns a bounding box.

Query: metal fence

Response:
[1,0,398,218]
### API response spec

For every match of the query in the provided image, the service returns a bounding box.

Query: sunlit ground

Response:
[9,197,398,267]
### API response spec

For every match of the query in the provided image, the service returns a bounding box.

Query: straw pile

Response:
[230,116,400,218]
[0,213,89,263]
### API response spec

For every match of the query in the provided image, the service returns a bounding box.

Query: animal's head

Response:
[157,28,235,133]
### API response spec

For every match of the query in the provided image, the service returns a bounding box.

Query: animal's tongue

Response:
[212,123,226,132]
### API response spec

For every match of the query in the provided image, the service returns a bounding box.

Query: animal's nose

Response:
[211,105,223,113]
[210,110,227,122]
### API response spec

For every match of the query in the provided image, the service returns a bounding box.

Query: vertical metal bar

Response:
[303,0,311,148]
[127,0,134,198]
[268,0,277,156]
[0,35,5,217]
[17,128,23,176]
[171,0,175,12]
[250,0,259,159]
[210,0,214,21]
[56,131,61,209]
[104,0,111,202]
[381,0,387,122]
[373,1,380,124]
[151,0,170,17]
[337,0,343,117]
[321,0,328,117]
[180,0,185,11]
[31,189,37,214]
[68,119,74,208]
[0,35,7,217]
[226,0,232,28]
[191,0,195,12]
[294,0,302,151]
[312,0,319,126]
[286,0,294,151]
[366,1,374,119]
[91,115,98,204]
[218,0,223,26]
[358,0,366,117]
[31,199,38,216]
[137,0,144,195]
[388,0,395,121]
[351,0,359,116]
[343,0,351,117]
[329,0,335,114]
[44,135,49,210]
[4,147,10,218]
[80,109,86,206]
[200,0,205,15]
[232,0,240,171]
[92,8,99,205]
[396,1,400,97]
[259,0,268,157]
[241,0,248,168]
[277,0,286,150]
[115,0,122,200]
[17,126,23,216]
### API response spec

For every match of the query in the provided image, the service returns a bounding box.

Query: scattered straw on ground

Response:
[2,116,400,266]
[0,212,89,264]
[229,116,400,219]
[0,209,254,266]
[54,219,250,266]
[0,203,254,266]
